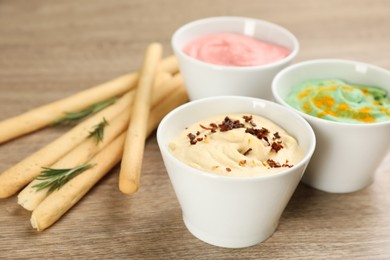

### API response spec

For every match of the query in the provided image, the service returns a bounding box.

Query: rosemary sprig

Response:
[53,97,117,125]
[33,164,96,193]
[88,118,109,143]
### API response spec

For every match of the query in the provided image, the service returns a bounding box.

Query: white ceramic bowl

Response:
[272,59,390,193]
[171,16,299,101]
[157,96,315,248]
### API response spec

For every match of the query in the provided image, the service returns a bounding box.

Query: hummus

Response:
[286,79,390,123]
[183,33,290,67]
[169,114,304,177]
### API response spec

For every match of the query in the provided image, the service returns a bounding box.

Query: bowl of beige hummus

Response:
[157,96,315,248]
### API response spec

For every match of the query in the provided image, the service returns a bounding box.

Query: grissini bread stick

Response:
[0,75,136,145]
[0,72,176,199]
[0,55,177,144]
[17,108,131,210]
[0,91,134,199]
[119,43,163,194]
[18,73,174,210]
[148,77,188,127]
[31,133,127,232]
[150,73,184,109]
[156,55,179,74]
[157,55,178,74]
[16,72,172,209]
[30,82,188,231]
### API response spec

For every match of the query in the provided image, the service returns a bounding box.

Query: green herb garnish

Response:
[88,118,109,143]
[53,97,116,125]
[33,164,96,193]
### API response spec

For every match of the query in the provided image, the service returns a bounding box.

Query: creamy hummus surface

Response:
[169,114,304,177]
[183,33,290,67]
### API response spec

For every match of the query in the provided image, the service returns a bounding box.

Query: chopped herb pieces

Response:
[88,118,109,143]
[33,164,96,193]
[54,98,116,125]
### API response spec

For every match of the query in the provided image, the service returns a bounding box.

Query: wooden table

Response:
[1,0,390,258]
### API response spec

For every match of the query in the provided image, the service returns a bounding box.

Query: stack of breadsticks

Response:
[0,43,188,231]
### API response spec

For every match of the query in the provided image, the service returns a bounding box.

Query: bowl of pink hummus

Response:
[172,16,299,100]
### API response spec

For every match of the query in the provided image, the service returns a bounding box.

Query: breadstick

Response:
[31,133,126,231]
[148,76,188,125]
[0,73,183,199]
[157,55,179,74]
[18,73,174,210]
[158,55,179,74]
[119,43,163,194]
[17,108,131,210]
[0,91,133,198]
[30,83,188,231]
[0,56,178,144]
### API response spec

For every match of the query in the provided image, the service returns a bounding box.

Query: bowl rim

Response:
[157,96,316,182]
[171,16,300,71]
[272,58,390,128]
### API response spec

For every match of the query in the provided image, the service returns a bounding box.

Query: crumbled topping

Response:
[267,159,293,168]
[245,127,270,140]
[245,127,271,146]
[243,115,252,122]
[266,159,281,168]
[239,160,246,166]
[271,141,283,153]
[282,159,293,168]
[219,116,244,132]
[200,124,217,133]
[187,133,197,145]
[273,132,281,140]
[243,148,252,156]
[187,115,284,154]
[243,115,256,127]
[210,123,218,129]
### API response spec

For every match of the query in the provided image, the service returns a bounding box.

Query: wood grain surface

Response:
[1,0,390,259]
